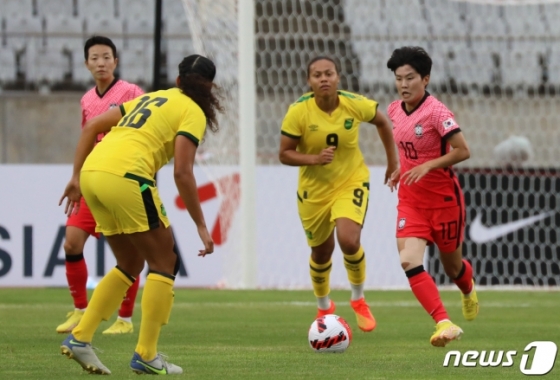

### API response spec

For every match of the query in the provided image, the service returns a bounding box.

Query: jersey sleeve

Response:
[386,100,399,121]
[80,98,87,128]
[433,103,461,138]
[118,97,137,117]
[131,84,144,98]
[353,95,378,122]
[176,103,207,147]
[280,103,303,139]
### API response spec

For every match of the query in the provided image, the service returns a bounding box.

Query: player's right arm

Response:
[60,106,123,215]
[278,103,334,166]
[72,107,122,177]
[173,104,213,257]
[279,135,335,166]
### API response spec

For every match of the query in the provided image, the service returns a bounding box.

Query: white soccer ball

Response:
[308,314,352,353]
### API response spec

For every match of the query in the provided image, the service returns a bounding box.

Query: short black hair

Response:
[386,46,432,78]
[306,56,340,78]
[84,35,118,60]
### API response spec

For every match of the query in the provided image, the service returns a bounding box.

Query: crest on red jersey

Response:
[398,218,406,229]
[414,124,423,138]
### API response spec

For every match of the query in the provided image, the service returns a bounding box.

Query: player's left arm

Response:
[368,110,399,184]
[59,107,123,214]
[401,130,471,185]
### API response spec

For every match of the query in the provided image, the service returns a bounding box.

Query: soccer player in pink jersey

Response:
[56,36,144,335]
[386,46,479,347]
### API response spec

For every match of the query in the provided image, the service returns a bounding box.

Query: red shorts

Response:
[396,203,465,253]
[66,197,100,238]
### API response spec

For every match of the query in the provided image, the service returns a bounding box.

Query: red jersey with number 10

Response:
[388,93,463,209]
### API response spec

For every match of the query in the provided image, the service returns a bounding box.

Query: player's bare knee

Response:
[311,246,334,264]
[400,261,411,271]
[338,238,360,255]
[63,240,83,255]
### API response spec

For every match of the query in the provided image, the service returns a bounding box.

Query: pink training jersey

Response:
[388,92,462,209]
[81,78,144,141]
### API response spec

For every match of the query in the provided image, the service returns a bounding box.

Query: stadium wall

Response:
[1,92,559,167]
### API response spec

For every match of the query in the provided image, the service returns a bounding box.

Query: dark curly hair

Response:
[177,55,224,133]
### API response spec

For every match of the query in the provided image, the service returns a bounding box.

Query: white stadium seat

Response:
[0,47,18,84]
[44,14,84,52]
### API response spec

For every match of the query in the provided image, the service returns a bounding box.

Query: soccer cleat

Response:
[430,321,463,347]
[102,319,134,335]
[315,300,336,319]
[60,334,111,375]
[56,310,85,334]
[461,280,479,321]
[130,352,183,375]
[350,298,376,332]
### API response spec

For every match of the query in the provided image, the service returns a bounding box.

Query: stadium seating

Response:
[4,14,42,52]
[85,16,124,48]
[0,0,557,91]
[121,0,154,17]
[34,48,69,84]
[36,0,75,17]
[44,14,84,52]
[120,45,154,85]
[124,16,154,50]
[0,47,17,85]
[164,14,193,83]
[77,0,117,19]
[2,0,33,18]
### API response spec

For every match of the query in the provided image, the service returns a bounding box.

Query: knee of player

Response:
[63,240,84,255]
[398,252,423,271]
[338,238,360,255]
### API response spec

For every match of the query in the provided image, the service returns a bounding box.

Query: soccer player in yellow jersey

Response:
[58,54,223,375]
[279,56,398,332]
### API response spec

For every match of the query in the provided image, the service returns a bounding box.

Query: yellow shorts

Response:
[80,171,170,236]
[297,180,369,247]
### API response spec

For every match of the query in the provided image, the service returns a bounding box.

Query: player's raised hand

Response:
[387,168,400,192]
[401,163,431,185]
[59,176,82,216]
[317,145,336,165]
[197,225,214,257]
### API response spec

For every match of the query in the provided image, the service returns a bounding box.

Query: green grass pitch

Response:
[0,288,558,379]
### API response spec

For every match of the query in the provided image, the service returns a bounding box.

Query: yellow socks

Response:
[73,266,133,342]
[309,257,332,298]
[343,246,366,300]
[135,272,175,361]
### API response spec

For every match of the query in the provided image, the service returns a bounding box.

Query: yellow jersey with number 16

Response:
[280,90,378,202]
[82,87,207,180]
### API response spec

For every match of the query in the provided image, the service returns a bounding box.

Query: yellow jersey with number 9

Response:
[82,87,207,180]
[280,90,378,202]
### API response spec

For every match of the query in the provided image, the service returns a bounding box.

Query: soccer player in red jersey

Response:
[56,36,144,335]
[386,46,479,347]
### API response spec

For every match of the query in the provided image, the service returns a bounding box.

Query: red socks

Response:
[118,276,140,318]
[453,260,474,294]
[406,266,449,323]
[65,253,88,310]
[66,253,140,318]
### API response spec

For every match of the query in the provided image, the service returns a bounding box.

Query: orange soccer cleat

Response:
[350,298,376,332]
